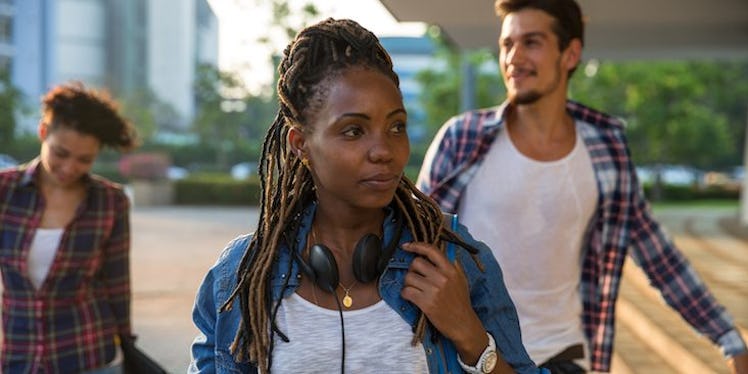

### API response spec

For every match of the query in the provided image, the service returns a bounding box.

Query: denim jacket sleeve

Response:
[453,222,539,374]
[189,234,256,374]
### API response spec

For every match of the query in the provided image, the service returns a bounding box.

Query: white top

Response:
[27,228,64,290]
[270,293,428,373]
[458,122,597,365]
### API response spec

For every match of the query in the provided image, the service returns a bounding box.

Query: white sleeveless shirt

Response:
[270,293,428,373]
[458,122,597,365]
[27,228,64,290]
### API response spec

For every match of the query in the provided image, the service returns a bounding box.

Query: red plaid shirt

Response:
[0,158,131,373]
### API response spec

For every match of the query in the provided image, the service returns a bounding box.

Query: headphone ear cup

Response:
[308,244,340,293]
[352,234,382,283]
[376,213,404,275]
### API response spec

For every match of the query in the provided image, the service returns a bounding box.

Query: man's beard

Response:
[510,90,542,105]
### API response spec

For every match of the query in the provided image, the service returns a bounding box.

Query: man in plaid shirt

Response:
[417,0,748,372]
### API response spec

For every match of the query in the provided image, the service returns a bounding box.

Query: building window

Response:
[0,56,10,73]
[0,16,11,44]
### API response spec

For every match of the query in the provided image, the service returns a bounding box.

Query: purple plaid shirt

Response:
[417,100,747,372]
[0,158,131,373]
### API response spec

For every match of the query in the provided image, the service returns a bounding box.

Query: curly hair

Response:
[222,18,481,372]
[41,82,137,151]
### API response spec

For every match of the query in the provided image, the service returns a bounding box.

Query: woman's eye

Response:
[342,127,363,138]
[391,122,407,134]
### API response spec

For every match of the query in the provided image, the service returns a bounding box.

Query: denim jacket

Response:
[189,205,538,373]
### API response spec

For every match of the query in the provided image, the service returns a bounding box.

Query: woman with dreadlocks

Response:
[189,18,538,374]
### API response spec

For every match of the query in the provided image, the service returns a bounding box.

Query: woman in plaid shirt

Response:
[0,83,137,373]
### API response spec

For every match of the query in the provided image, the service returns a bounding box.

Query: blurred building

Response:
[379,35,439,143]
[8,0,218,131]
[0,0,13,72]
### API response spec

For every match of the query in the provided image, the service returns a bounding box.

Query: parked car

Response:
[0,154,19,170]
[230,162,257,180]
[635,164,703,186]
[167,166,189,180]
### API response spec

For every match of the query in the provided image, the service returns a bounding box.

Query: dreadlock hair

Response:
[41,82,138,151]
[222,18,483,372]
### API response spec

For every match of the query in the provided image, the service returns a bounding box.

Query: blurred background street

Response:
[129,204,747,373]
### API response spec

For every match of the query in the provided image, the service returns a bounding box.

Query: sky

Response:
[206,0,426,93]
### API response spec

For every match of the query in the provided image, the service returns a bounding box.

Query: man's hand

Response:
[728,352,748,374]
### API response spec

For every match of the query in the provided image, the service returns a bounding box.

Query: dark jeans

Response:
[539,344,586,374]
[540,360,585,374]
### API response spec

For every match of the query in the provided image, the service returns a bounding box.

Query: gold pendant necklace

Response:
[339,281,357,308]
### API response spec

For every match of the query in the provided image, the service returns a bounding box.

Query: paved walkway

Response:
[127,205,747,373]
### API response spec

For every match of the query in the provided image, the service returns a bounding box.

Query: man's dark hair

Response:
[495,0,585,51]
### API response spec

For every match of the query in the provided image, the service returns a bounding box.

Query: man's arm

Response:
[626,174,748,367]
[728,351,748,374]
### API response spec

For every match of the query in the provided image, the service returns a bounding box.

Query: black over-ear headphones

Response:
[291,211,404,294]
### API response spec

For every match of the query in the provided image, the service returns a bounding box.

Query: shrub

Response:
[174,174,260,206]
[642,184,739,201]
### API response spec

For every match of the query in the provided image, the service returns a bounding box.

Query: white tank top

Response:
[27,228,64,290]
[270,293,428,373]
[458,122,597,365]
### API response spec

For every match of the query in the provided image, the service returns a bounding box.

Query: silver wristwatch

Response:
[457,332,498,374]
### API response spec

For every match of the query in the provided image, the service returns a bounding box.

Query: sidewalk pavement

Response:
[130,205,747,373]
[129,206,258,373]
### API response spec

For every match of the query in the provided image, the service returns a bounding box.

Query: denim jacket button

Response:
[426,347,433,355]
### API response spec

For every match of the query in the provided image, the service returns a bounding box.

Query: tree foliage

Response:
[570,60,748,169]
[415,33,504,141]
[191,63,276,167]
[0,69,27,150]
[186,1,319,169]
[118,88,180,142]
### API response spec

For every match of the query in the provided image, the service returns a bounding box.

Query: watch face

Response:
[482,351,498,373]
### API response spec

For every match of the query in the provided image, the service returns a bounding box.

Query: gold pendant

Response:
[342,294,353,308]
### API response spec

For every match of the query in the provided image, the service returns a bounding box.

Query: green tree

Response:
[261,0,319,43]
[118,88,180,142]
[570,61,742,170]
[0,69,26,150]
[415,32,504,141]
[191,64,277,168]
[570,60,748,200]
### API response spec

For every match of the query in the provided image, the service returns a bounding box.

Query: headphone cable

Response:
[333,294,345,374]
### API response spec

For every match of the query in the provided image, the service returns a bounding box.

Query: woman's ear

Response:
[37,122,48,141]
[287,126,306,160]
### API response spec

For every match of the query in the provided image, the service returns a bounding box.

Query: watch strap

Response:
[457,332,497,374]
